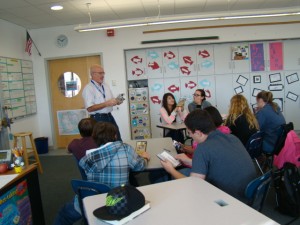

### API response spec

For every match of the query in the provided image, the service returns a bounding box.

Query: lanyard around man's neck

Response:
[91,80,106,99]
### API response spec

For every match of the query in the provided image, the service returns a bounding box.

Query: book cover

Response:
[135,141,147,155]
[156,151,181,167]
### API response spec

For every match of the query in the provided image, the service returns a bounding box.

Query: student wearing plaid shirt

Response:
[79,123,150,187]
[54,122,150,225]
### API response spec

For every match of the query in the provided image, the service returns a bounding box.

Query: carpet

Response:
[38,155,81,225]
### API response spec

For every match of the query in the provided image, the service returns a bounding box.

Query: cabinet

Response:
[283,40,300,70]
[126,39,300,136]
[128,88,151,139]
[214,43,250,74]
[162,47,180,78]
[126,50,147,81]
[196,45,215,75]
[250,41,283,72]
[146,48,163,78]
[178,46,197,77]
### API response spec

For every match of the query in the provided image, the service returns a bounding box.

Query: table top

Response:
[156,122,186,130]
[124,137,177,170]
[83,177,279,225]
[0,164,37,190]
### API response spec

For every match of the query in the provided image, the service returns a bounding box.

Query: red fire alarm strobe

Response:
[107,29,115,37]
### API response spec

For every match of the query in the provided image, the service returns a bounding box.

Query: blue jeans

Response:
[91,113,122,141]
[53,199,81,225]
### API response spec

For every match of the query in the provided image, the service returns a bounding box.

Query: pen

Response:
[163,148,171,152]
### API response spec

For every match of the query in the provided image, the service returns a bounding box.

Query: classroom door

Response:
[48,55,101,149]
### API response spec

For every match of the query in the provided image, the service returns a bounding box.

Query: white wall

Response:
[0,20,39,143]
[2,17,300,147]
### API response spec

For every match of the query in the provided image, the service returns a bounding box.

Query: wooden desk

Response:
[157,122,186,138]
[124,137,177,170]
[83,177,279,225]
[0,164,45,225]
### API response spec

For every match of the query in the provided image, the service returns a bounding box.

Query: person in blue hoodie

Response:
[255,91,286,153]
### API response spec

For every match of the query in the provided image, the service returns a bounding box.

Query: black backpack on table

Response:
[273,162,300,217]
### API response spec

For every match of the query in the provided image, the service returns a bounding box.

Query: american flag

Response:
[25,31,33,56]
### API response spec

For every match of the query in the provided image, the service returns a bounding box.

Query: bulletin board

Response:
[0,57,37,119]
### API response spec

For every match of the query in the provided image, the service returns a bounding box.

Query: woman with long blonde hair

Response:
[225,94,259,145]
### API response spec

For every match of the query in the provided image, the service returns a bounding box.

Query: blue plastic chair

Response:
[72,155,87,180]
[245,131,264,174]
[245,170,272,212]
[71,179,111,225]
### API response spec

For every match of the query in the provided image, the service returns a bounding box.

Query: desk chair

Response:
[245,170,272,212]
[245,131,264,175]
[72,155,87,180]
[264,122,294,170]
[71,179,111,225]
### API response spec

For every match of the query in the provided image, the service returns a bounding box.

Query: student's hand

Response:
[175,153,192,166]
[160,160,175,173]
[140,152,150,161]
[176,106,183,112]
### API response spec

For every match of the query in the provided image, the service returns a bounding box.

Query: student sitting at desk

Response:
[255,91,286,153]
[68,118,97,161]
[160,93,187,143]
[225,94,259,146]
[188,89,211,112]
[180,106,230,155]
[53,122,150,225]
[160,110,256,203]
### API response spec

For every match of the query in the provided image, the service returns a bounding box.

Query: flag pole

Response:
[27,30,42,56]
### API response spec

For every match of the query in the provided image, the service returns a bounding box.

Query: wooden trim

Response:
[143,20,300,34]
[141,36,219,44]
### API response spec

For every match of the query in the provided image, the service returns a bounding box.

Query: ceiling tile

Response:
[0,0,31,9]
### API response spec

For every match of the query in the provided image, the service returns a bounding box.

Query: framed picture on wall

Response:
[251,103,258,113]
[286,91,299,102]
[268,84,284,91]
[252,88,262,97]
[273,98,283,112]
[236,75,248,86]
[286,72,299,84]
[269,73,281,83]
[253,75,261,83]
[234,86,243,94]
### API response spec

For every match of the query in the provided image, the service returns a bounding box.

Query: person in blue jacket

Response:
[255,91,286,153]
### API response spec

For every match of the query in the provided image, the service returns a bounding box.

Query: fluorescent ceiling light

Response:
[74,10,300,32]
[51,5,63,11]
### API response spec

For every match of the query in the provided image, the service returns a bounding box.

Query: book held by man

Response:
[157,150,181,167]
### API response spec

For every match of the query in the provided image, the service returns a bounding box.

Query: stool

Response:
[13,132,43,173]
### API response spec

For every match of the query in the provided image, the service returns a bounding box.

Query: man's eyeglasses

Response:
[193,94,201,97]
[92,72,105,75]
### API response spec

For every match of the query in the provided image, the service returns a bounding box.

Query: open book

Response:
[99,202,150,225]
[157,151,181,167]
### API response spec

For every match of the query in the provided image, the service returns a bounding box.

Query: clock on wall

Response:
[56,34,68,48]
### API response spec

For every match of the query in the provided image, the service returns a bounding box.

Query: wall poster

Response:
[0,57,37,119]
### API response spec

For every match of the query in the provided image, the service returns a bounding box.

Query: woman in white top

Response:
[160,93,187,143]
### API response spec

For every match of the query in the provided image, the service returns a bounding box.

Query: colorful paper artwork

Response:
[232,45,249,60]
[250,43,265,71]
[269,42,283,71]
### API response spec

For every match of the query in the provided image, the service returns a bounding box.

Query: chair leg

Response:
[29,134,43,174]
[254,158,264,175]
[21,136,30,168]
